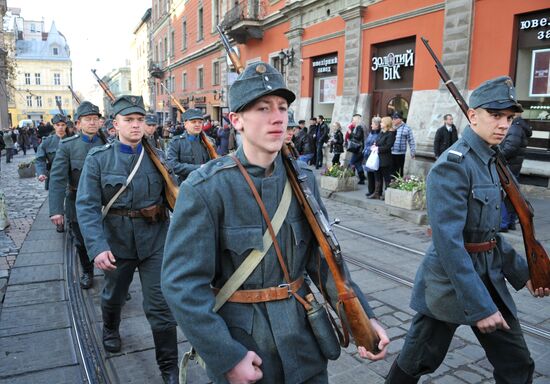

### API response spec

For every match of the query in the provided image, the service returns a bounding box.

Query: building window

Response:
[170,30,175,57]
[164,36,168,61]
[182,20,187,50]
[24,73,31,85]
[35,73,41,85]
[198,7,204,41]
[155,44,159,63]
[55,96,62,106]
[213,61,220,85]
[271,56,287,80]
[54,73,61,85]
[212,0,220,32]
[165,79,169,93]
[36,96,42,107]
[26,95,32,107]
[30,23,36,32]
[182,72,187,90]
[172,76,176,92]
[53,47,58,55]
[198,67,204,89]
[159,41,163,62]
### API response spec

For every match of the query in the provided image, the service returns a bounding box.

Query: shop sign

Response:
[312,56,338,75]
[371,49,414,80]
[194,96,206,103]
[520,16,550,40]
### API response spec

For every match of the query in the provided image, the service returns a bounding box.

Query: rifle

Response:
[158,82,218,160]
[92,69,179,209]
[217,25,380,352]
[421,37,550,290]
[56,99,65,116]
[68,85,81,104]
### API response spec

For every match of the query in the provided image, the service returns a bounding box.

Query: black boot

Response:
[385,358,419,384]
[367,181,381,199]
[102,309,121,353]
[152,327,179,384]
[80,271,94,289]
[357,170,366,185]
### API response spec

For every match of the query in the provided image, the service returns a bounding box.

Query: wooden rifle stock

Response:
[217,25,245,74]
[158,82,218,160]
[421,37,550,289]
[92,69,179,210]
[68,85,81,105]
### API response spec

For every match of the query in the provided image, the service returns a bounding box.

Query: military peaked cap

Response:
[51,114,67,124]
[145,114,158,125]
[229,62,296,112]
[104,119,114,129]
[287,110,298,128]
[75,101,101,120]
[112,95,146,116]
[182,109,204,121]
[469,76,523,112]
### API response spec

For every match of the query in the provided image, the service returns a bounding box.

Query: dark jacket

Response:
[433,124,458,158]
[348,125,364,153]
[296,126,314,155]
[330,130,344,154]
[375,130,396,168]
[499,117,532,176]
[315,122,329,146]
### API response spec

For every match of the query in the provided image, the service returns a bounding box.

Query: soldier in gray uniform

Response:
[49,102,106,289]
[386,76,549,384]
[145,114,163,149]
[76,96,178,384]
[162,62,389,384]
[36,114,68,191]
[166,108,212,183]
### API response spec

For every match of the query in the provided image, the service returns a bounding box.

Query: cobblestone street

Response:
[0,152,48,304]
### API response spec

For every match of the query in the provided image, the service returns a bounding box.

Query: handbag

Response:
[347,139,361,153]
[365,149,379,171]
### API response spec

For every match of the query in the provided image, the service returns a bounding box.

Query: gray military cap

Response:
[229,62,296,112]
[182,109,204,121]
[469,76,523,112]
[145,114,158,125]
[112,95,146,116]
[104,118,114,129]
[51,114,67,124]
[75,101,101,120]
[287,110,298,128]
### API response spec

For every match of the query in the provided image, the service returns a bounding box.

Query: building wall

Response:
[131,9,153,111]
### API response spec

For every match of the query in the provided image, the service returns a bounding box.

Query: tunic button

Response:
[264,76,269,81]
[485,197,489,202]
[496,205,499,210]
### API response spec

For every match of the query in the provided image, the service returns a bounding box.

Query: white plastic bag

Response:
[365,150,379,171]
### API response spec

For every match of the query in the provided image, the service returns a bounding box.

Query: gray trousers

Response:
[392,311,534,384]
[102,251,176,331]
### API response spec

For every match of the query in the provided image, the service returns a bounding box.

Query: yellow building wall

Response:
[11,58,74,125]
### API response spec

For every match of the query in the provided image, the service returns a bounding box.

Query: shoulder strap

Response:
[101,148,145,219]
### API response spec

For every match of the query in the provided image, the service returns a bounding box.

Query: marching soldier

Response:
[385,76,549,384]
[144,114,163,149]
[49,102,105,289]
[162,62,388,384]
[36,114,68,191]
[76,96,179,384]
[166,108,213,183]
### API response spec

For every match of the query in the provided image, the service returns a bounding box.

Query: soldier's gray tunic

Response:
[410,126,529,325]
[35,134,62,190]
[162,147,374,383]
[48,134,105,221]
[75,141,167,261]
[166,132,210,183]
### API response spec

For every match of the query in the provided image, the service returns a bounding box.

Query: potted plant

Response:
[17,159,36,178]
[385,174,426,210]
[319,164,357,192]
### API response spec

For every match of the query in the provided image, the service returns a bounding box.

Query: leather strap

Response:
[464,238,497,253]
[108,204,164,218]
[212,276,304,303]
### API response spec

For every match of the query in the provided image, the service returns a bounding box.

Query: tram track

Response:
[334,223,550,342]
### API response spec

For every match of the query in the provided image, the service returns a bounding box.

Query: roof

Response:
[15,21,70,61]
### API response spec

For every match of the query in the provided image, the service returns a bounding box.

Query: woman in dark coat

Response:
[372,116,396,200]
[364,116,382,198]
[329,122,344,165]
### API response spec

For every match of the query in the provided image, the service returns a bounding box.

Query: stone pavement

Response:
[0,151,48,306]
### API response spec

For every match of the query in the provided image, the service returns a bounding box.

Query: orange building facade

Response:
[149,0,550,182]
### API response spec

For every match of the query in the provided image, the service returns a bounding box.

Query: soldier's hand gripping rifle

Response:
[421,37,550,290]
[158,82,218,160]
[92,69,179,209]
[217,24,380,352]
[68,85,81,105]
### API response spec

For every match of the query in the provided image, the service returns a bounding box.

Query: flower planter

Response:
[385,187,425,210]
[320,175,357,192]
[17,163,36,178]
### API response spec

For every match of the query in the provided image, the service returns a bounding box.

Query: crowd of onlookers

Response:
[0,122,57,167]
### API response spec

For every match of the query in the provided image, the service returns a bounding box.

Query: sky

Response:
[9,0,151,97]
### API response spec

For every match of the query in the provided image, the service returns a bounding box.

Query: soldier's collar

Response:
[236,146,283,178]
[462,126,495,164]
[186,133,199,142]
[118,141,143,154]
[81,134,101,143]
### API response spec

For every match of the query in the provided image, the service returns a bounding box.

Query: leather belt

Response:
[212,276,304,304]
[68,185,78,192]
[464,238,497,253]
[108,204,164,218]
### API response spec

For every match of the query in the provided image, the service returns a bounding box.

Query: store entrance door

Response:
[372,89,412,120]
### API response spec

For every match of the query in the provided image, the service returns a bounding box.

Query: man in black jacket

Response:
[315,115,329,168]
[499,115,532,231]
[433,114,458,159]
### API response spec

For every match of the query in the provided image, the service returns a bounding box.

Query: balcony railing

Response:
[221,0,264,43]
[148,61,164,79]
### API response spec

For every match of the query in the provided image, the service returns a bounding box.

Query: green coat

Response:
[35,134,62,190]
[48,134,105,221]
[166,132,210,183]
[75,140,168,261]
[162,147,374,383]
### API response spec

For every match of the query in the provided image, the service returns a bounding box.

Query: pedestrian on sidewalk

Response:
[390,111,415,178]
[17,128,30,156]
[498,114,532,232]
[348,116,366,184]
[433,114,458,159]
[329,121,344,166]
[2,129,14,163]
[76,96,179,384]
[364,116,382,198]
[314,115,329,169]
[386,76,549,384]
[48,101,105,290]
[162,62,389,384]
[372,116,396,200]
